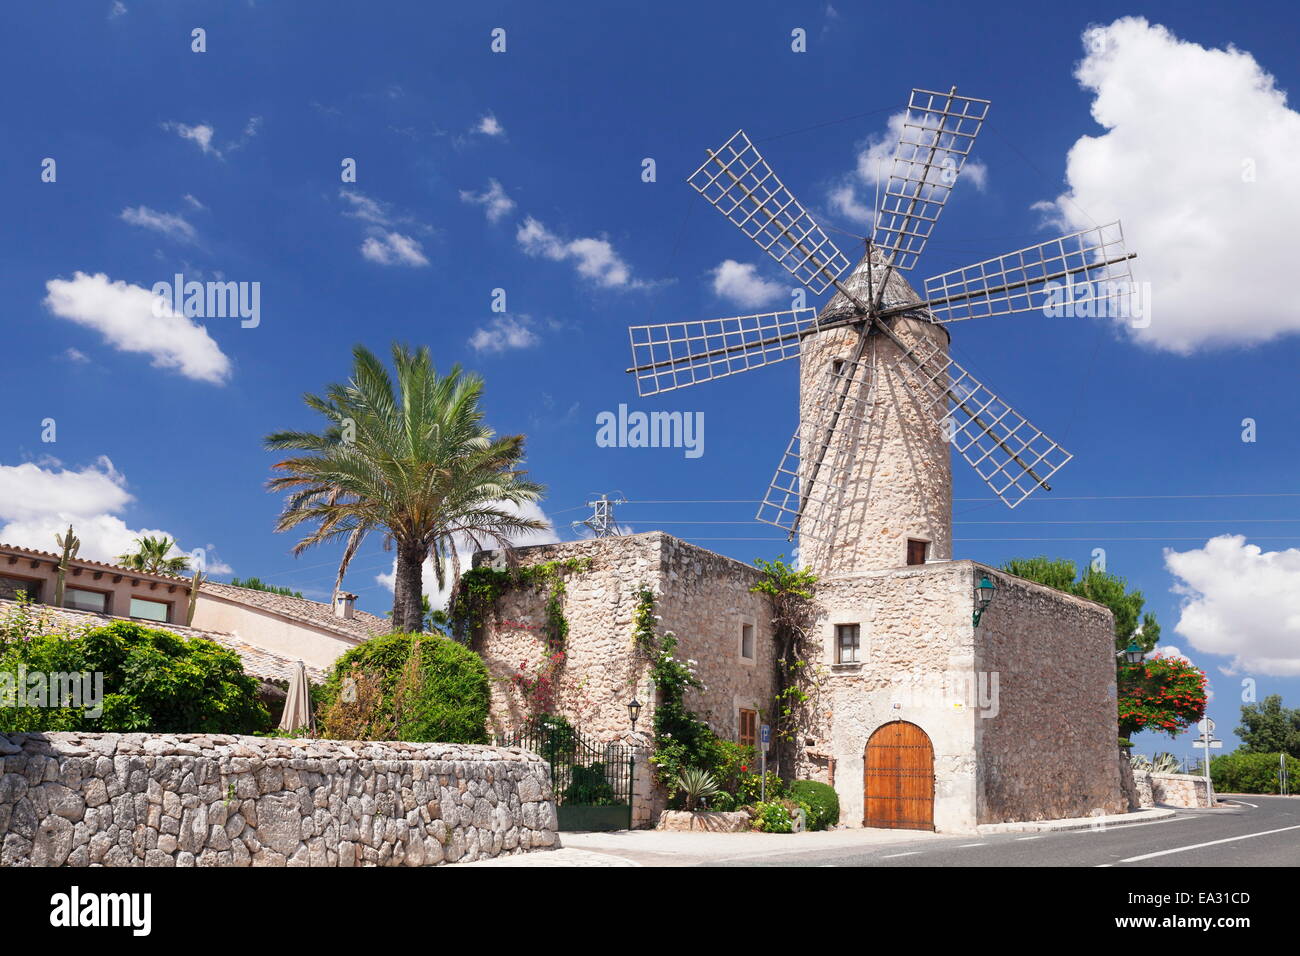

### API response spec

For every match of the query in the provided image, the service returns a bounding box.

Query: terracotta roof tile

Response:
[200,581,390,643]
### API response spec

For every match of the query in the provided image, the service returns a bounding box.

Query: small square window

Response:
[740,622,755,660]
[835,623,860,664]
[907,539,929,565]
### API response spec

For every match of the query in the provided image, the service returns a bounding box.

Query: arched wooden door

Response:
[863,721,934,830]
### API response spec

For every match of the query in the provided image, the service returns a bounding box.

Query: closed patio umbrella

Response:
[278,660,315,734]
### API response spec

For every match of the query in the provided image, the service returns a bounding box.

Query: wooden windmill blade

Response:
[756,353,876,539]
[626,307,819,396]
[910,221,1137,323]
[688,130,853,295]
[889,336,1073,508]
[872,88,991,273]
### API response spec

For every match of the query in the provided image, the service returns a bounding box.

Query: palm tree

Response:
[117,535,191,575]
[265,343,546,633]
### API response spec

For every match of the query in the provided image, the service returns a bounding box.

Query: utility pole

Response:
[571,493,626,538]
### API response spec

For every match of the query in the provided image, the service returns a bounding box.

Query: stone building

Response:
[474,254,1126,832]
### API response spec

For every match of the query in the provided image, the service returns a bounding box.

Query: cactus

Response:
[186,569,206,626]
[52,525,80,608]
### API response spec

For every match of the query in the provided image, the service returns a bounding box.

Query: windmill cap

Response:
[818,248,935,326]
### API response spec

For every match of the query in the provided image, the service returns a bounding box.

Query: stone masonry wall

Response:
[804,561,979,832]
[0,733,556,867]
[476,533,776,744]
[973,566,1127,823]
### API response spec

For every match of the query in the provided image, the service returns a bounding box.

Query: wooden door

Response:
[863,721,934,830]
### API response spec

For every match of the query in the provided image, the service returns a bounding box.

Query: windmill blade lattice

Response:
[688,130,852,295]
[872,88,991,273]
[756,355,876,539]
[627,307,818,396]
[891,337,1072,509]
[916,222,1136,323]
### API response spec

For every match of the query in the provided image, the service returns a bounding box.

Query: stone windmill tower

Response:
[626,88,1137,574]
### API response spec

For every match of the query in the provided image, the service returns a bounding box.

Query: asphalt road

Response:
[709,795,1300,867]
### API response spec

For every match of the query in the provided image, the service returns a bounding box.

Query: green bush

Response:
[564,763,620,806]
[320,632,489,744]
[0,620,269,734]
[1210,751,1300,794]
[752,800,795,833]
[788,780,839,831]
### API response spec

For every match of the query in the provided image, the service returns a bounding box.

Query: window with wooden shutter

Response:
[836,623,861,664]
[739,708,757,748]
[907,539,928,565]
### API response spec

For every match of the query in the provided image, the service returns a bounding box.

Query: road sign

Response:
[1192,739,1223,748]
[761,724,770,746]
[1198,717,1215,734]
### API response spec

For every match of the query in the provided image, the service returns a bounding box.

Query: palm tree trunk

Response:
[393,539,427,633]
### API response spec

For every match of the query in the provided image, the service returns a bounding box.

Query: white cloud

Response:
[120,205,197,243]
[828,110,988,227]
[62,347,90,364]
[474,113,505,137]
[0,456,208,571]
[162,117,261,159]
[340,190,430,267]
[163,121,219,156]
[710,259,786,308]
[109,1,127,18]
[516,216,645,289]
[360,231,429,267]
[1036,17,1300,353]
[468,315,540,353]
[375,500,560,609]
[460,179,515,223]
[1165,535,1300,676]
[43,272,231,384]
[182,194,205,210]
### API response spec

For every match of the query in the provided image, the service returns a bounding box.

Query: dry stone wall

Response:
[0,733,556,867]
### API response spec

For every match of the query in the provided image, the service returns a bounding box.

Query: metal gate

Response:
[864,720,934,831]
[497,724,634,831]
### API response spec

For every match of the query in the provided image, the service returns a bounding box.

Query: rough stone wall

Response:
[801,561,979,832]
[476,533,776,745]
[1150,772,1211,808]
[797,314,952,575]
[0,733,556,867]
[973,567,1127,823]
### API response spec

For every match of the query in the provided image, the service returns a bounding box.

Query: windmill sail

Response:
[891,337,1072,508]
[913,222,1136,323]
[756,354,875,539]
[872,88,990,272]
[627,307,818,396]
[688,130,851,295]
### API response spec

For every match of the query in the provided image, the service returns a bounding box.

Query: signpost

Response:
[760,724,770,802]
[1193,717,1219,805]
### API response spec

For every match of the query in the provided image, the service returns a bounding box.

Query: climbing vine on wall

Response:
[448,557,592,650]
[750,556,820,781]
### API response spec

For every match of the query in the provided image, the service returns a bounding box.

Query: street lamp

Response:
[1124,641,1143,664]
[972,575,997,627]
[627,697,642,732]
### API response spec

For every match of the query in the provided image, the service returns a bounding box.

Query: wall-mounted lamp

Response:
[972,575,997,627]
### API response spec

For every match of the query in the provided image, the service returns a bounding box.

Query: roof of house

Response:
[0,598,326,684]
[0,542,192,588]
[199,580,391,643]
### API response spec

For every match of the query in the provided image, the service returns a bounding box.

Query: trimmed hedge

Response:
[0,619,269,734]
[320,632,490,744]
[788,780,840,831]
[1210,751,1300,795]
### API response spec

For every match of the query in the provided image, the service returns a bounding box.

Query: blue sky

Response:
[3,1,1300,760]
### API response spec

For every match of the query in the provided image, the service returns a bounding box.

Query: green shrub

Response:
[320,632,489,744]
[1210,751,1300,794]
[564,763,620,806]
[752,800,795,833]
[788,780,839,831]
[0,619,269,734]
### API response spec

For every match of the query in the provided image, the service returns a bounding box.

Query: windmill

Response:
[625,88,1136,574]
